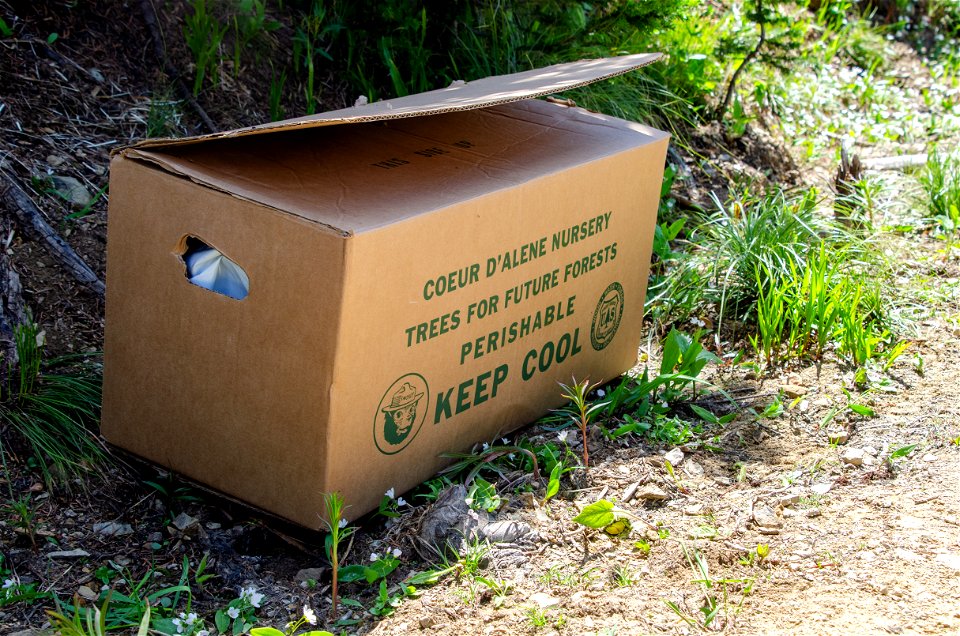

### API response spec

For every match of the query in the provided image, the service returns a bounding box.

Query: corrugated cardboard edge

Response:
[121,53,663,152]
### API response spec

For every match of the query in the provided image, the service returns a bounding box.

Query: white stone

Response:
[841,448,865,466]
[664,448,685,466]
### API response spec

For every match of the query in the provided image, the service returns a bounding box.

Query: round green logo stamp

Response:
[373,373,429,455]
[591,282,624,351]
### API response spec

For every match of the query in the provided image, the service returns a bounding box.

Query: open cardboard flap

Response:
[127,53,662,150]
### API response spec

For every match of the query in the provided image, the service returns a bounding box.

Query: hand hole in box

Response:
[181,236,249,300]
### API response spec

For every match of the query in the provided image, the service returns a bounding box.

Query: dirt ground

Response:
[0,2,959,635]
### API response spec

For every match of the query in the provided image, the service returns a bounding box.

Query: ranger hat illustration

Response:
[381,382,424,413]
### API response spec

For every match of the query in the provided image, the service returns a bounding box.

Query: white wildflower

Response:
[397,497,408,507]
[338,518,348,529]
[370,552,380,562]
[557,430,570,443]
[385,487,395,499]
[185,613,198,625]
[661,401,669,409]
[596,389,606,398]
[501,437,509,444]
[391,548,402,558]
[227,607,240,620]
[508,453,516,460]
[2,579,15,590]
[197,631,210,636]
[240,587,264,608]
[303,605,317,625]
[171,617,183,634]
[482,442,489,451]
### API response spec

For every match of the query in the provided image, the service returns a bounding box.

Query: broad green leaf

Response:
[250,629,286,636]
[573,499,616,529]
[848,404,875,417]
[405,566,455,586]
[689,404,719,424]
[337,565,368,584]
[889,444,916,459]
[545,463,561,501]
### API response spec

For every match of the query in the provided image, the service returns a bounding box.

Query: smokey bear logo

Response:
[373,374,429,455]
[591,282,624,351]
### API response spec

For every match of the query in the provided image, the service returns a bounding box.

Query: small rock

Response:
[894,548,922,562]
[172,512,199,532]
[78,585,98,601]
[752,502,782,531]
[778,491,802,507]
[826,429,849,445]
[50,175,93,208]
[622,481,640,503]
[664,448,684,466]
[47,549,90,559]
[806,509,821,518]
[93,521,134,537]
[781,384,807,398]
[295,568,325,584]
[46,154,67,167]
[419,616,436,629]
[482,520,533,544]
[922,453,937,463]
[636,484,669,501]
[529,592,560,609]
[682,460,704,478]
[810,482,833,495]
[206,522,222,530]
[841,448,866,466]
[935,554,960,570]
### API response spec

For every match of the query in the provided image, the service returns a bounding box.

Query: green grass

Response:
[0,323,106,488]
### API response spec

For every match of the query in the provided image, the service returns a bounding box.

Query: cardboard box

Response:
[102,54,670,529]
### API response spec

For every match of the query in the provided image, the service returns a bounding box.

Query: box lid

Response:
[120,54,666,234]
[129,53,662,150]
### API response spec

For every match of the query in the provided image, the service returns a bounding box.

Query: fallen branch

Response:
[0,248,29,377]
[0,170,106,297]
[138,0,217,134]
[861,153,928,171]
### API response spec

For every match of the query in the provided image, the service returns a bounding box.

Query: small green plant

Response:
[146,95,181,138]
[269,67,287,122]
[557,378,606,468]
[0,322,106,488]
[4,495,39,548]
[183,0,228,96]
[476,576,512,608]
[525,606,548,628]
[48,596,151,636]
[231,0,280,78]
[213,586,263,634]
[665,545,754,630]
[1,556,50,608]
[465,476,501,513]
[612,564,637,587]
[921,150,960,240]
[251,605,330,636]
[0,17,13,37]
[319,492,355,622]
[293,4,334,115]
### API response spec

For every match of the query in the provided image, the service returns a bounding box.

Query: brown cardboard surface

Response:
[129,53,662,150]
[125,100,666,234]
[102,55,669,528]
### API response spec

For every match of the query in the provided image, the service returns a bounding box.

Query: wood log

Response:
[0,248,28,376]
[860,153,928,171]
[0,170,106,297]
